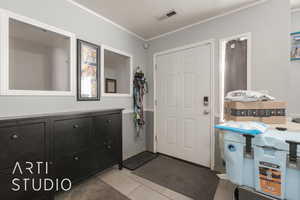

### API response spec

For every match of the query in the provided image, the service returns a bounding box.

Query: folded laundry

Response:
[225,90,275,102]
[215,121,269,135]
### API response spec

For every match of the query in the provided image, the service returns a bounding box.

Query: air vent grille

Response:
[166,10,177,17]
[157,10,177,21]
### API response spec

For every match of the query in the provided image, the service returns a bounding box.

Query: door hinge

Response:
[155,135,158,142]
[155,99,157,106]
[155,64,158,70]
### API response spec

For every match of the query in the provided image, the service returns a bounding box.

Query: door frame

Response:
[153,39,215,169]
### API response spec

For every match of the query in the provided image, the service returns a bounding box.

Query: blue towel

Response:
[215,121,269,135]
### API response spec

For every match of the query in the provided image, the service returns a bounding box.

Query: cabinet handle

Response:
[11,134,18,140]
[107,145,112,149]
[74,156,79,161]
[106,119,112,124]
[73,124,79,129]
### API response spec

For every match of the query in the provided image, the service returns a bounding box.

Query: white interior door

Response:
[156,43,212,167]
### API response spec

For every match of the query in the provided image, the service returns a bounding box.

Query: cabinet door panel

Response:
[91,148,115,171]
[0,167,47,200]
[54,150,94,184]
[54,117,92,159]
[0,122,46,170]
[94,114,122,161]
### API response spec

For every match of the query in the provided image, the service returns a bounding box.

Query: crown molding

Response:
[146,0,269,41]
[66,0,269,42]
[66,0,146,41]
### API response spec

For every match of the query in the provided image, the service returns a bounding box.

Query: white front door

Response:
[155,42,212,167]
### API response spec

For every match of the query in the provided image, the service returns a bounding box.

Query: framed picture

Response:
[291,32,300,61]
[77,39,101,101]
[105,79,117,93]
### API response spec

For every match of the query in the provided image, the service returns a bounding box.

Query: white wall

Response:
[146,0,290,116]
[9,37,53,90]
[118,58,131,94]
[9,37,71,91]
[51,46,71,91]
[289,10,300,116]
[0,0,147,117]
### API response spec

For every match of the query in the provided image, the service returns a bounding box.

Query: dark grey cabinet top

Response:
[0,108,124,122]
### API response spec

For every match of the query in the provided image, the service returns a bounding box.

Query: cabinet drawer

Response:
[54,150,95,184]
[0,168,46,200]
[54,117,92,159]
[0,123,46,170]
[93,148,119,171]
[93,114,122,151]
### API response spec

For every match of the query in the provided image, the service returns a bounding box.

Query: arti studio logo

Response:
[11,161,72,192]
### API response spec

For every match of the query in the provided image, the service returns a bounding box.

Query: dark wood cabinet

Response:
[0,118,49,200]
[0,109,123,200]
[54,150,95,183]
[93,114,122,171]
[0,167,43,200]
[0,121,47,170]
[53,117,92,159]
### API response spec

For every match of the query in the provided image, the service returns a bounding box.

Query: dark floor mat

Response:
[133,155,219,200]
[123,151,158,170]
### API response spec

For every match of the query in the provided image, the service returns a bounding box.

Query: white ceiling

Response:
[291,0,300,9]
[73,0,299,40]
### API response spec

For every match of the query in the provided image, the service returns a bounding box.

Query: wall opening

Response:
[103,47,132,96]
[219,33,251,121]
[9,18,71,92]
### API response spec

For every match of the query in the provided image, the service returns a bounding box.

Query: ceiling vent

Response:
[157,10,177,21]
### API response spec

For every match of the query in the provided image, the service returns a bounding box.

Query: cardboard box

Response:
[224,101,287,124]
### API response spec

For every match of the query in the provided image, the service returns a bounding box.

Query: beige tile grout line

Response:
[126,184,144,199]
[101,168,190,200]
[99,168,141,198]
[126,172,179,200]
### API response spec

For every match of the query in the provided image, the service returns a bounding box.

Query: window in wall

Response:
[0,11,75,95]
[219,33,251,121]
[102,46,132,96]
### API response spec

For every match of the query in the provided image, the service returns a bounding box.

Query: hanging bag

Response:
[133,67,148,134]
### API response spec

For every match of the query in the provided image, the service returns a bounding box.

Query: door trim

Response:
[153,39,215,170]
[219,32,252,122]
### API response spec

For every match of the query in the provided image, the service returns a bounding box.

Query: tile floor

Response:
[99,166,193,200]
